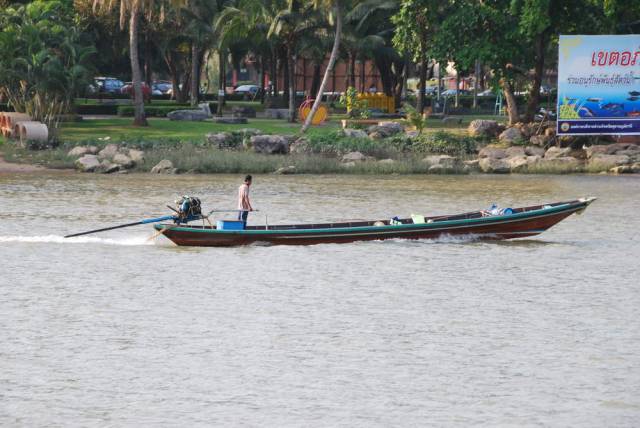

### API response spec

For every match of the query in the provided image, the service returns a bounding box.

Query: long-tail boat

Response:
[153,197,596,247]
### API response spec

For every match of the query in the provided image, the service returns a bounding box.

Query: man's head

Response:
[244,174,252,185]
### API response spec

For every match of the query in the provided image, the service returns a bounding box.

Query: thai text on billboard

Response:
[557,34,640,135]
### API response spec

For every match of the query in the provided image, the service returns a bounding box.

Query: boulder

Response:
[478,146,507,159]
[250,135,289,154]
[524,146,545,157]
[167,109,209,121]
[498,127,524,145]
[150,159,176,174]
[112,153,134,169]
[232,106,256,118]
[479,157,510,173]
[463,159,480,171]
[584,145,609,159]
[68,146,90,158]
[507,155,529,172]
[422,155,459,168]
[377,121,404,134]
[468,120,500,137]
[342,128,368,139]
[604,142,634,155]
[342,151,367,162]
[610,165,635,174]
[341,161,357,168]
[589,154,631,169]
[367,121,403,137]
[198,102,212,117]
[505,146,525,157]
[75,154,101,173]
[544,146,572,159]
[537,156,582,171]
[616,148,640,158]
[274,165,296,175]
[99,160,120,174]
[213,117,248,124]
[98,144,119,160]
[206,132,235,149]
[529,135,550,147]
[290,137,312,154]
[128,149,145,164]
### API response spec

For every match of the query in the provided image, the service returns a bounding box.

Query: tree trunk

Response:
[454,73,460,108]
[417,47,427,114]
[287,46,296,123]
[259,56,266,104]
[310,62,321,96]
[282,51,290,107]
[350,53,356,87]
[217,50,225,116]
[190,42,199,107]
[271,51,278,97]
[501,78,519,125]
[144,34,152,87]
[129,8,147,126]
[472,59,480,109]
[344,54,351,91]
[524,33,546,122]
[301,1,341,132]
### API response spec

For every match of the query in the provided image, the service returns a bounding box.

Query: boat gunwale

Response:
[155,199,591,236]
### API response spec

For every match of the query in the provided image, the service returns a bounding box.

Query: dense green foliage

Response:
[0,0,94,128]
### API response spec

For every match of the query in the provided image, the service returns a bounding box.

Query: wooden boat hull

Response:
[155,198,595,247]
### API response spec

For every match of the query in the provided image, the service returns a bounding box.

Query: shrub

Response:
[413,131,478,156]
[117,105,191,117]
[75,104,119,115]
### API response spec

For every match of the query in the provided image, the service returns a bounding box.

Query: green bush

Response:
[305,131,405,159]
[117,105,184,117]
[413,131,478,156]
[75,104,119,115]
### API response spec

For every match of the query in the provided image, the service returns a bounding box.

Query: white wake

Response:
[0,235,155,246]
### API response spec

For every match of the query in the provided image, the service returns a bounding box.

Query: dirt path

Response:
[0,154,56,174]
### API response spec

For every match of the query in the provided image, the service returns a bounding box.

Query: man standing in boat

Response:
[237,175,253,224]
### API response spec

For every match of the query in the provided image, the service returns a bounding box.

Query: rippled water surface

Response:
[1,173,639,426]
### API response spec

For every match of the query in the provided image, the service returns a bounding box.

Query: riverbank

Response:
[1,117,639,175]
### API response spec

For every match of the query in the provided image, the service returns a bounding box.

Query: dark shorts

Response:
[238,210,249,223]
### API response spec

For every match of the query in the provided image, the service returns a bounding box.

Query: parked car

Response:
[153,81,173,95]
[441,89,470,97]
[121,82,152,98]
[91,77,124,95]
[233,84,262,99]
[477,89,497,97]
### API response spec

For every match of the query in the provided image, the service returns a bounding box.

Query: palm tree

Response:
[300,0,341,132]
[268,1,321,122]
[92,0,159,126]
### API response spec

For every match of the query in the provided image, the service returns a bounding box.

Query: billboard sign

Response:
[557,35,640,135]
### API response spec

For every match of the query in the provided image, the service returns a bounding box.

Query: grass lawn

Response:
[58,117,341,143]
[57,114,506,143]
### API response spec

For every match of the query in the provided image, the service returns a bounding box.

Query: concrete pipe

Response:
[5,113,31,129]
[17,121,48,145]
[13,121,42,140]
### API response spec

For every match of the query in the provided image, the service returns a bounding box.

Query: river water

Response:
[1,172,639,427]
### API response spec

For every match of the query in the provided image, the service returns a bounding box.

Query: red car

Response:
[121,82,152,99]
